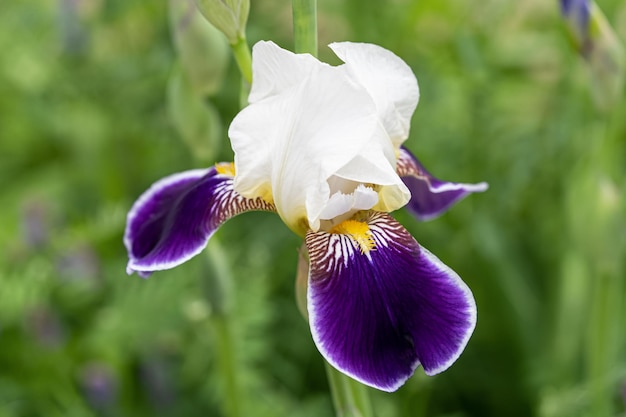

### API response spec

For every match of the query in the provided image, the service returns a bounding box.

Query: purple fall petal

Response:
[397,147,488,221]
[124,166,274,276]
[305,212,476,392]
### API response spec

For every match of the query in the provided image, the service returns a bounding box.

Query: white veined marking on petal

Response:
[368,212,405,250]
[308,232,358,278]
[209,178,274,230]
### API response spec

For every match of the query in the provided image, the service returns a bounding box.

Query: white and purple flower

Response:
[124,41,487,391]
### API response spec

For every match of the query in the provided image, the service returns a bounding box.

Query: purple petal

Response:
[305,212,476,392]
[397,147,488,221]
[124,166,274,276]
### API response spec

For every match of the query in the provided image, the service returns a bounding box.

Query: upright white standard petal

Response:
[330,42,420,147]
[229,42,409,234]
[247,40,327,104]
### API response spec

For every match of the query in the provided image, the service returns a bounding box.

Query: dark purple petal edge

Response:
[397,147,488,221]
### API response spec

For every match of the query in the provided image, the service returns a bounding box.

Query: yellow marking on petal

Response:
[330,219,376,254]
[215,162,236,177]
[215,162,276,212]
[256,186,275,205]
[293,217,309,237]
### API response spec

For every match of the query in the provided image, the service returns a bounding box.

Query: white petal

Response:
[330,42,420,147]
[332,134,410,213]
[230,42,412,234]
[230,54,388,233]
[248,41,326,104]
[319,185,379,221]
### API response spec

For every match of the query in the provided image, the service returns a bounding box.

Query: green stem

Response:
[292,0,318,56]
[325,361,374,417]
[205,238,233,316]
[231,36,253,84]
[586,273,618,417]
[212,315,241,417]
[203,239,241,417]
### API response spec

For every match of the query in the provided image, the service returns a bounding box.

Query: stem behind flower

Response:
[325,361,374,417]
[231,36,253,85]
[292,0,318,56]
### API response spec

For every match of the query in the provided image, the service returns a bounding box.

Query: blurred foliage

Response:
[1,0,625,416]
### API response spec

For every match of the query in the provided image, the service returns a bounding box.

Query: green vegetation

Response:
[0,0,624,416]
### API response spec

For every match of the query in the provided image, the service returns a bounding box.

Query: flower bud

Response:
[194,0,249,45]
[169,0,230,96]
[586,5,625,110]
[560,0,591,50]
[167,65,223,162]
[561,1,625,110]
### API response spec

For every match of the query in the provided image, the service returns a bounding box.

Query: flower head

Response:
[124,41,487,391]
[229,41,417,234]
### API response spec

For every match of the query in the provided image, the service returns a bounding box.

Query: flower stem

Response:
[231,36,253,84]
[292,0,318,56]
[325,361,374,417]
[586,243,624,417]
[211,314,241,417]
[204,239,241,417]
[291,2,370,416]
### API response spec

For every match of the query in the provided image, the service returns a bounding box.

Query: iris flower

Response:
[124,41,487,391]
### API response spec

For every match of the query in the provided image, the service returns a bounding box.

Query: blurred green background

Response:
[1,0,625,416]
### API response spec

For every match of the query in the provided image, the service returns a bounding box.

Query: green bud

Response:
[169,0,230,96]
[194,0,249,45]
[167,65,222,163]
[567,165,624,273]
[586,4,625,111]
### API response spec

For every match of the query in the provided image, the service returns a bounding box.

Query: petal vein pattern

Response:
[306,212,476,391]
[125,167,275,275]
